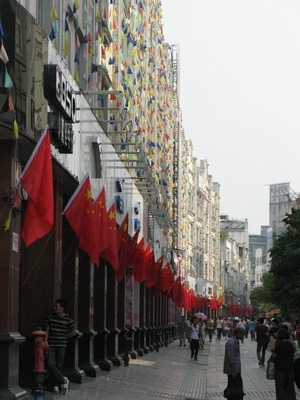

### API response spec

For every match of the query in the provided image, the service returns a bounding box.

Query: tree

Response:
[269,208,300,316]
[250,275,277,316]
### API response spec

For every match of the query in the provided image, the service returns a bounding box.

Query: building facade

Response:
[220,215,250,314]
[249,226,272,290]
[0,1,224,398]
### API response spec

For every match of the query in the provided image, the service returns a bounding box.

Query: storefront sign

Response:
[43,64,77,123]
[43,64,76,153]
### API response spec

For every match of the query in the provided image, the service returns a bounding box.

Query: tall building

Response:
[269,182,293,237]
[0,2,224,397]
[220,215,250,308]
[195,160,221,299]
[0,2,181,398]
[249,226,272,289]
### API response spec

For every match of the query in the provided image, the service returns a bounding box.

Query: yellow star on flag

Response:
[84,189,92,200]
[108,210,116,220]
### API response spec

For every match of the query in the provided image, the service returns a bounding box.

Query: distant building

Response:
[220,215,250,308]
[249,226,272,289]
[195,160,221,299]
[269,183,293,237]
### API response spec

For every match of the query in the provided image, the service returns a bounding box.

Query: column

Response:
[0,141,30,400]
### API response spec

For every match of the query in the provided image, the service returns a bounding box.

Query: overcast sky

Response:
[161,1,300,234]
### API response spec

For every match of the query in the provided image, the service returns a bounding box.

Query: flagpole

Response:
[21,216,61,287]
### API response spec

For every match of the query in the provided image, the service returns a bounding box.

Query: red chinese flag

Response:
[63,174,99,265]
[20,127,54,247]
[182,285,189,308]
[101,203,119,270]
[189,289,196,309]
[127,229,140,267]
[172,276,182,307]
[132,237,145,276]
[210,296,218,310]
[132,241,151,283]
[131,236,144,269]
[160,262,174,292]
[115,214,129,281]
[146,253,163,288]
[185,290,191,311]
[93,188,109,256]
[117,213,128,250]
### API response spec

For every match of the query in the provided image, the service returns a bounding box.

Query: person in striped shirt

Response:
[45,299,76,394]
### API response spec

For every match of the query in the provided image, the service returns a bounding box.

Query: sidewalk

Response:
[39,335,300,399]
[208,335,300,400]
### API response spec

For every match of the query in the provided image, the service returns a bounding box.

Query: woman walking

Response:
[272,328,296,400]
[189,316,200,361]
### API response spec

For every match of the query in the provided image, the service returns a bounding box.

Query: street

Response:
[38,333,300,399]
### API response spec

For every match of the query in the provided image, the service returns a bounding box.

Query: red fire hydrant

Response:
[31,328,49,400]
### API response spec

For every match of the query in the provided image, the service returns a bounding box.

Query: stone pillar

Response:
[78,261,100,377]
[106,265,123,366]
[146,289,155,351]
[117,279,128,360]
[61,219,86,383]
[139,283,148,354]
[94,263,112,371]
[133,281,143,356]
[0,141,30,400]
[125,270,137,359]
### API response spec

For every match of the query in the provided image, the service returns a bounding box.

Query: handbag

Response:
[223,385,245,398]
[266,359,275,380]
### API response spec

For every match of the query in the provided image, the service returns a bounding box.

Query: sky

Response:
[161,1,300,234]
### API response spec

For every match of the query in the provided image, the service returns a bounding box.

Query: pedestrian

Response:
[186,317,192,345]
[206,319,214,342]
[237,318,246,343]
[280,324,297,351]
[45,299,76,394]
[269,318,280,352]
[272,327,296,400]
[255,317,269,366]
[178,315,187,347]
[282,317,294,336]
[228,318,235,338]
[223,327,245,400]
[189,316,200,361]
[216,316,223,340]
[223,317,230,340]
[244,318,250,339]
[294,321,300,349]
[249,317,256,341]
[199,319,206,349]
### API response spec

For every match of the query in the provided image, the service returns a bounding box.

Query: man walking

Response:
[223,327,245,400]
[178,315,187,347]
[45,299,76,394]
[255,317,269,366]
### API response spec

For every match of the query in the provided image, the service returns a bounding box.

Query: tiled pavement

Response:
[35,334,300,399]
[208,336,300,400]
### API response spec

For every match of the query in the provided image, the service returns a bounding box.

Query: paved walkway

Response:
[39,334,300,399]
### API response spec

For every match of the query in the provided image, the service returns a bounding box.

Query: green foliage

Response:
[250,280,277,316]
[268,208,300,316]
[220,230,228,240]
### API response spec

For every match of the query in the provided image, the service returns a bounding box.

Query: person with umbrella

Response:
[194,312,207,321]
